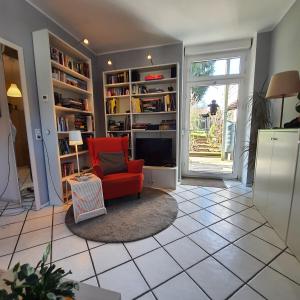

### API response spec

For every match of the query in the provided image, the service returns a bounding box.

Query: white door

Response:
[0,47,21,204]
[182,52,247,179]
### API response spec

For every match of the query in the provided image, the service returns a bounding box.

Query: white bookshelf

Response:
[103,63,179,189]
[33,29,95,205]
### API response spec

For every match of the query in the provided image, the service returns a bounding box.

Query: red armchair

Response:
[87,137,144,200]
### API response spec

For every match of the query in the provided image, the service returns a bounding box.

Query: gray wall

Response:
[95,43,183,136]
[269,0,300,126]
[0,0,96,206]
[244,32,272,185]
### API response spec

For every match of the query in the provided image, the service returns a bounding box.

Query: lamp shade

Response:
[69,130,83,146]
[266,70,300,99]
[7,83,22,98]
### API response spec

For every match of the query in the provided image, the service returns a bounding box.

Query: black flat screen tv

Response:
[135,138,174,166]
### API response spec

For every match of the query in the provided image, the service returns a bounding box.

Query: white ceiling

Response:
[27,0,295,54]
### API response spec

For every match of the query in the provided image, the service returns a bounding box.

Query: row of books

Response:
[106,98,130,114]
[56,115,93,132]
[106,87,130,97]
[107,115,130,131]
[106,72,129,84]
[61,162,75,178]
[52,67,87,91]
[54,92,89,111]
[50,46,90,78]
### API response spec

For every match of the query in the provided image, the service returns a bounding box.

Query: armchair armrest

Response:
[128,159,144,173]
[92,164,104,179]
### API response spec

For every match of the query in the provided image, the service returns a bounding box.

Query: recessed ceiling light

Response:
[107,59,112,66]
[83,38,89,45]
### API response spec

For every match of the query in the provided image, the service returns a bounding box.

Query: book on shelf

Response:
[61,162,75,177]
[52,67,88,90]
[59,138,71,155]
[54,92,89,111]
[50,46,90,78]
[106,87,129,97]
[107,71,129,84]
[108,115,130,131]
[56,116,69,132]
[106,98,119,114]
[131,97,142,113]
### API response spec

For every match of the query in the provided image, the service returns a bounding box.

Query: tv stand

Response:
[143,165,177,189]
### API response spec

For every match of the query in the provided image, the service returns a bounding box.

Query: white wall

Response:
[269,0,300,126]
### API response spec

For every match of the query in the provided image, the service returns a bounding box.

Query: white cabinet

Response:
[254,129,300,242]
[287,148,300,259]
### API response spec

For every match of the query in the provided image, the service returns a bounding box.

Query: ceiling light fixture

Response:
[83,38,89,45]
[107,59,112,66]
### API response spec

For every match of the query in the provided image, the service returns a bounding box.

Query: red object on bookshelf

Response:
[87,136,144,200]
[144,74,164,81]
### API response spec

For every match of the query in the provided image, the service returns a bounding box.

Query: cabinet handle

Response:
[271,137,278,141]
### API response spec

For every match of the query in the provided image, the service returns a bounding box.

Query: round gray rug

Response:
[65,187,178,242]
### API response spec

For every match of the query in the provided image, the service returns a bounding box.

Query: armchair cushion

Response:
[98,152,127,175]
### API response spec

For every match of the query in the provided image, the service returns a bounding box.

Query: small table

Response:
[68,174,107,223]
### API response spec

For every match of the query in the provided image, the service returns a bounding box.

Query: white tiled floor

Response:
[1,180,300,299]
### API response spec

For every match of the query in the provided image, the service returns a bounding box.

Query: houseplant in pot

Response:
[0,244,78,299]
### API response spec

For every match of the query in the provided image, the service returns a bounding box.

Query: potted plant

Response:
[0,244,78,299]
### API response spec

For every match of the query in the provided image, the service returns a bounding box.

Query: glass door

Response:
[183,81,240,178]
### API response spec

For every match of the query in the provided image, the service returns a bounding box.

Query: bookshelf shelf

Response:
[105,95,130,99]
[131,111,176,115]
[60,150,89,159]
[105,82,130,88]
[51,60,89,82]
[132,78,177,85]
[132,91,176,97]
[103,63,179,189]
[132,130,176,133]
[33,29,95,205]
[55,106,93,115]
[52,79,92,95]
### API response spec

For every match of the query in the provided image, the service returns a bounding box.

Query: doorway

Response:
[0,39,40,209]
[2,45,34,204]
[183,52,246,179]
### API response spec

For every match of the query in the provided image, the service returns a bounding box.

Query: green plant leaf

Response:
[43,243,51,264]
[47,292,57,300]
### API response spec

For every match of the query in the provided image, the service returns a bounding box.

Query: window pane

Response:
[229,58,240,74]
[191,59,227,78]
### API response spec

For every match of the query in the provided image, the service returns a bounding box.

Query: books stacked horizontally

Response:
[61,162,75,178]
[142,98,164,112]
[50,46,90,78]
[132,94,176,113]
[108,115,130,131]
[107,72,129,84]
[54,93,89,111]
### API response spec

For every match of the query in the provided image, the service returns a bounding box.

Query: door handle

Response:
[271,137,278,141]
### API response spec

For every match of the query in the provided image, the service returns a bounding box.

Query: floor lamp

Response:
[69,130,83,176]
[266,70,300,128]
